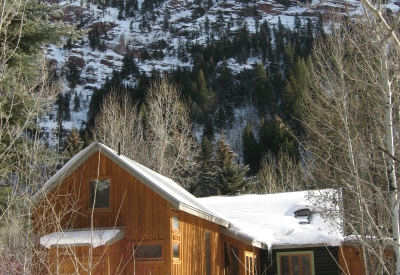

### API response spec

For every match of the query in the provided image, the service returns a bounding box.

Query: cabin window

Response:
[205,231,211,275]
[277,251,314,275]
[224,242,239,275]
[172,216,179,231]
[89,179,110,209]
[173,243,180,259]
[171,210,181,262]
[133,244,163,260]
[245,252,258,275]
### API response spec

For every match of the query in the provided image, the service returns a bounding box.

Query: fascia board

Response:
[179,203,230,228]
[221,227,268,249]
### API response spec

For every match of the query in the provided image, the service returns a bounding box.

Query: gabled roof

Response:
[34,142,344,250]
[32,142,229,227]
[198,189,344,249]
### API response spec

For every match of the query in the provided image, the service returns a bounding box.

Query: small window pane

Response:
[90,179,110,208]
[172,216,179,231]
[302,255,311,275]
[246,256,249,275]
[134,244,162,259]
[249,257,253,275]
[292,256,300,275]
[281,256,290,275]
[173,244,179,258]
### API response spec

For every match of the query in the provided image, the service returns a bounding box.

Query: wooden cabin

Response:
[32,142,365,275]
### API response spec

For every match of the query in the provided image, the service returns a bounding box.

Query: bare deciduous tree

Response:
[255,151,306,194]
[303,16,400,274]
[93,78,200,191]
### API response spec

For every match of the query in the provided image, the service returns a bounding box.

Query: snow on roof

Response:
[198,189,344,249]
[33,142,229,227]
[40,228,125,248]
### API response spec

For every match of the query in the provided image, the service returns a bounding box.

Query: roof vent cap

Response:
[294,208,311,224]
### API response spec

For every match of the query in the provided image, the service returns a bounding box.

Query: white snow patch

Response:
[40,228,124,248]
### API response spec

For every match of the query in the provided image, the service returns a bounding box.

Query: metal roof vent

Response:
[295,208,311,224]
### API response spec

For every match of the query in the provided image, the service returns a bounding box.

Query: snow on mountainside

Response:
[41,0,370,149]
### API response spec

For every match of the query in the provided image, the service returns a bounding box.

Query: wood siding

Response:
[339,245,365,275]
[47,243,122,275]
[34,152,171,275]
[260,246,339,275]
[177,209,222,275]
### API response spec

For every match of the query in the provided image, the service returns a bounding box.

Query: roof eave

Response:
[271,243,338,250]
[32,142,102,205]
[179,203,230,228]
[221,227,268,249]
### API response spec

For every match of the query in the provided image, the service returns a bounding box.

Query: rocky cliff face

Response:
[42,0,362,149]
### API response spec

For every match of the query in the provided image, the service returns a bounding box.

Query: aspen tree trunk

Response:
[380,45,400,274]
[355,0,400,271]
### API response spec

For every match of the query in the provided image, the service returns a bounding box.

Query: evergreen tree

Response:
[242,122,260,174]
[2,1,84,82]
[88,26,101,51]
[111,0,118,7]
[210,138,251,195]
[118,0,124,20]
[254,62,271,115]
[0,0,83,221]
[206,0,213,9]
[73,92,81,112]
[121,53,139,79]
[66,62,81,89]
[202,118,215,141]
[215,105,227,130]
[283,57,309,134]
[125,0,137,17]
[200,135,213,170]
[196,69,212,117]
[204,15,210,33]
[274,18,286,61]
[64,92,72,122]
[258,117,298,161]
[64,127,83,157]
[163,9,171,30]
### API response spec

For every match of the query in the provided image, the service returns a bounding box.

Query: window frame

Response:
[276,251,315,275]
[86,176,113,211]
[172,214,180,232]
[131,241,165,261]
[171,210,181,263]
[172,242,180,260]
[245,251,258,275]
